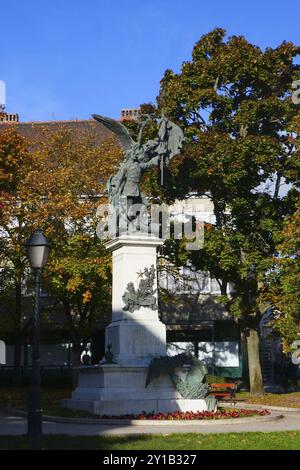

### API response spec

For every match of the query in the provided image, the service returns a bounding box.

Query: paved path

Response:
[0,411,299,435]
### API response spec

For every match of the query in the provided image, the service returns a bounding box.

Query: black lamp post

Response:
[25,229,50,439]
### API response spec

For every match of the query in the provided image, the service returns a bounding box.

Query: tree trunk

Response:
[71,339,82,367]
[246,328,264,394]
[13,336,22,386]
[212,197,226,228]
[13,276,22,386]
[62,299,81,387]
[71,336,83,389]
[273,172,281,199]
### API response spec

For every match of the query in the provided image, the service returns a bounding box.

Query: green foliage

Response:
[263,196,300,350]
[205,375,226,384]
[155,28,300,324]
[44,231,112,342]
[154,29,300,392]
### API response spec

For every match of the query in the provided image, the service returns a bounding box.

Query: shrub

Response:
[205,375,226,384]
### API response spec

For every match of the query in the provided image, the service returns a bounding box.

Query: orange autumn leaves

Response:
[0,128,31,192]
[0,125,122,329]
[0,125,122,238]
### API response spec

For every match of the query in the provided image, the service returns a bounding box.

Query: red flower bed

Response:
[101,409,270,420]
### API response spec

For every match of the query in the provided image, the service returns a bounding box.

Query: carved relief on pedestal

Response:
[122,264,157,313]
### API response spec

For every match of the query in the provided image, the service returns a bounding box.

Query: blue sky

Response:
[1,0,299,122]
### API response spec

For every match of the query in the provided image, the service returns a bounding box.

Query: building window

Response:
[159,267,221,295]
[166,325,240,370]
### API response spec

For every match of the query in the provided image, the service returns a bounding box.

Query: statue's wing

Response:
[92,114,134,151]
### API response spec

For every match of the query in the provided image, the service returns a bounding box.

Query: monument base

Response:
[63,235,216,416]
[62,364,212,415]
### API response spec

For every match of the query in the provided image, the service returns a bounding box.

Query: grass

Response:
[0,432,300,450]
[236,391,300,408]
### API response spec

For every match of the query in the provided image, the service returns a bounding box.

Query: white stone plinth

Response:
[104,234,166,365]
[63,364,210,415]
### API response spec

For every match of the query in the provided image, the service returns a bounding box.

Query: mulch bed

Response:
[100,409,271,420]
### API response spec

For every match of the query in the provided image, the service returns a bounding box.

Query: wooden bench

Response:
[209,382,237,404]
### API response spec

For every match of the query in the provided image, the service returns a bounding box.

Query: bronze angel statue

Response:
[92,113,184,234]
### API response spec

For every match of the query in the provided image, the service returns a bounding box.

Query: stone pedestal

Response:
[104,234,166,365]
[62,364,208,415]
[63,234,211,416]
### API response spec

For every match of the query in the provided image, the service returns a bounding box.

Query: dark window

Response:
[214,321,239,341]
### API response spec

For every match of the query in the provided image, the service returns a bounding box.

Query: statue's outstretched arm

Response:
[140,155,160,170]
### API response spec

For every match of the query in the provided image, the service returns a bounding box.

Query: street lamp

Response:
[25,229,50,439]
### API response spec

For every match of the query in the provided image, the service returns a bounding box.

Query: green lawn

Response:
[0,432,300,450]
[236,391,300,408]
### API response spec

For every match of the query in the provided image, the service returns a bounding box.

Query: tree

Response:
[263,196,300,352]
[0,128,34,380]
[0,125,122,371]
[44,232,112,365]
[154,28,300,393]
